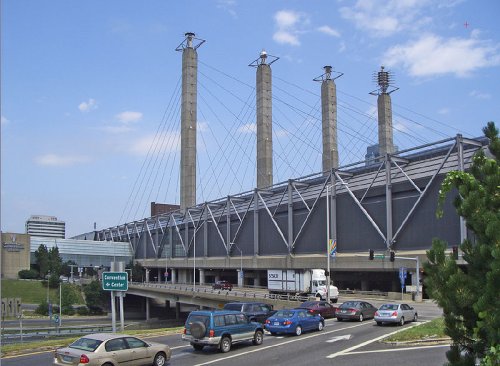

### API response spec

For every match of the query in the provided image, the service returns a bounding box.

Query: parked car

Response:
[212,280,233,291]
[265,309,324,336]
[182,310,264,353]
[374,303,418,326]
[53,333,171,366]
[335,301,377,322]
[223,302,275,323]
[296,300,338,319]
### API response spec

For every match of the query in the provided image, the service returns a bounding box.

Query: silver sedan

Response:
[53,333,171,366]
[374,303,418,326]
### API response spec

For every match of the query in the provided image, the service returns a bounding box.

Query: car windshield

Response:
[275,310,295,318]
[224,304,242,311]
[299,302,315,308]
[379,304,398,310]
[340,302,359,308]
[70,338,103,352]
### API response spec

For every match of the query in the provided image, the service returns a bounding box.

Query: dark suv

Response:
[212,280,233,291]
[182,310,264,353]
[223,302,275,323]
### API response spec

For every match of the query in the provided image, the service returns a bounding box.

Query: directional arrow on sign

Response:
[326,334,352,343]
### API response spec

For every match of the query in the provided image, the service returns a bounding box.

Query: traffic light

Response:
[369,249,374,260]
[452,246,458,260]
[390,251,395,262]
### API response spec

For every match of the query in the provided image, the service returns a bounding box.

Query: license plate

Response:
[62,355,73,362]
[274,322,280,325]
[341,310,346,313]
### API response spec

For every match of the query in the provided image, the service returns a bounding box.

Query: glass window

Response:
[298,311,306,318]
[379,304,398,311]
[236,314,247,324]
[70,338,102,352]
[214,315,225,327]
[105,338,127,352]
[187,315,210,328]
[125,337,147,349]
[224,304,242,311]
[224,314,237,325]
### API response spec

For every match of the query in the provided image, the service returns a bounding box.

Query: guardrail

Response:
[130,282,317,303]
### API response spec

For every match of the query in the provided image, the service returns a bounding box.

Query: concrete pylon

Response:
[372,66,397,156]
[251,51,278,189]
[176,33,205,212]
[315,66,342,174]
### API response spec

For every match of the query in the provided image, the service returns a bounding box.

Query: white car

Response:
[374,303,418,326]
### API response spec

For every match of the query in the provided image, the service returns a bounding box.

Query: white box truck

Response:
[267,269,339,303]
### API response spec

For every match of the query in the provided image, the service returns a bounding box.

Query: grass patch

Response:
[384,317,447,342]
[0,327,184,356]
[1,279,84,304]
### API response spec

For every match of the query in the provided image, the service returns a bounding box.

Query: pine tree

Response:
[424,122,500,366]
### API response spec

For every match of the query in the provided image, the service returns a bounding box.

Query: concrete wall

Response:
[1,233,30,279]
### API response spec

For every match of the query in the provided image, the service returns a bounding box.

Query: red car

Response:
[212,280,233,291]
[296,300,338,319]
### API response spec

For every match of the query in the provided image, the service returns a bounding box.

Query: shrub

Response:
[76,306,89,316]
[62,306,75,315]
[18,269,38,279]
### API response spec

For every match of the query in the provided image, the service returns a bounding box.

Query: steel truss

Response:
[95,135,485,259]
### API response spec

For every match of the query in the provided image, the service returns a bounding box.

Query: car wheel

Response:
[192,344,204,351]
[318,321,324,331]
[332,299,338,303]
[153,352,167,366]
[190,321,207,339]
[413,313,418,322]
[399,317,405,326]
[253,330,264,345]
[220,336,231,353]
[376,321,382,326]
[295,325,302,336]
[359,314,364,322]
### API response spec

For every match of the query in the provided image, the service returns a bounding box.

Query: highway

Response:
[2,301,448,366]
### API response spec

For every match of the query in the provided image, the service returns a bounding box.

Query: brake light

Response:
[283,320,292,325]
[375,311,379,316]
[265,319,270,324]
[209,329,215,337]
[349,308,357,313]
[79,354,90,364]
[391,311,398,317]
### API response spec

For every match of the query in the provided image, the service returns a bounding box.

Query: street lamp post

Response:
[233,244,243,287]
[326,186,331,303]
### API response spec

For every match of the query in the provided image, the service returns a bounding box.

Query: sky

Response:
[2,0,499,238]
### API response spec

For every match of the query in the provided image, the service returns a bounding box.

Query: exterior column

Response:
[145,298,150,321]
[171,268,177,284]
[378,93,394,156]
[199,269,205,285]
[320,66,339,172]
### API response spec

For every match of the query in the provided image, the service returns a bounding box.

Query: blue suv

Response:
[182,310,264,353]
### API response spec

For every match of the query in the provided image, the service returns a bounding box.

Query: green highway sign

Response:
[102,272,128,291]
[375,254,385,259]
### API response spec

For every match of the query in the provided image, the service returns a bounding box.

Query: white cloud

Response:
[130,132,180,156]
[339,41,346,53]
[438,108,450,115]
[317,25,340,38]
[1,115,10,125]
[99,125,134,134]
[78,98,98,112]
[340,0,429,37]
[383,34,500,77]
[115,111,143,124]
[273,10,309,46]
[469,90,491,100]
[217,0,237,18]
[35,154,90,167]
[238,123,256,133]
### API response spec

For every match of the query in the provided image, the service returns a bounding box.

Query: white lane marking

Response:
[326,322,423,359]
[343,344,449,356]
[326,334,351,343]
[194,322,369,366]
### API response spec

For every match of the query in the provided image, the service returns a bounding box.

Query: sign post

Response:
[399,267,407,300]
[102,271,128,332]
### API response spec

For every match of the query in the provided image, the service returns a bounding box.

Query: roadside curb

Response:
[382,337,452,346]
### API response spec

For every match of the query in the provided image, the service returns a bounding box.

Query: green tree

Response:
[48,246,63,275]
[425,122,500,366]
[127,260,144,282]
[34,244,50,278]
[83,280,108,314]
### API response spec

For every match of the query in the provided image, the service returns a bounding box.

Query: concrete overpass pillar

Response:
[171,269,177,284]
[165,300,170,310]
[215,274,220,282]
[199,269,205,285]
[254,274,261,287]
[145,298,150,321]
[145,268,150,283]
[175,302,181,320]
[237,270,243,287]
[361,280,369,291]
